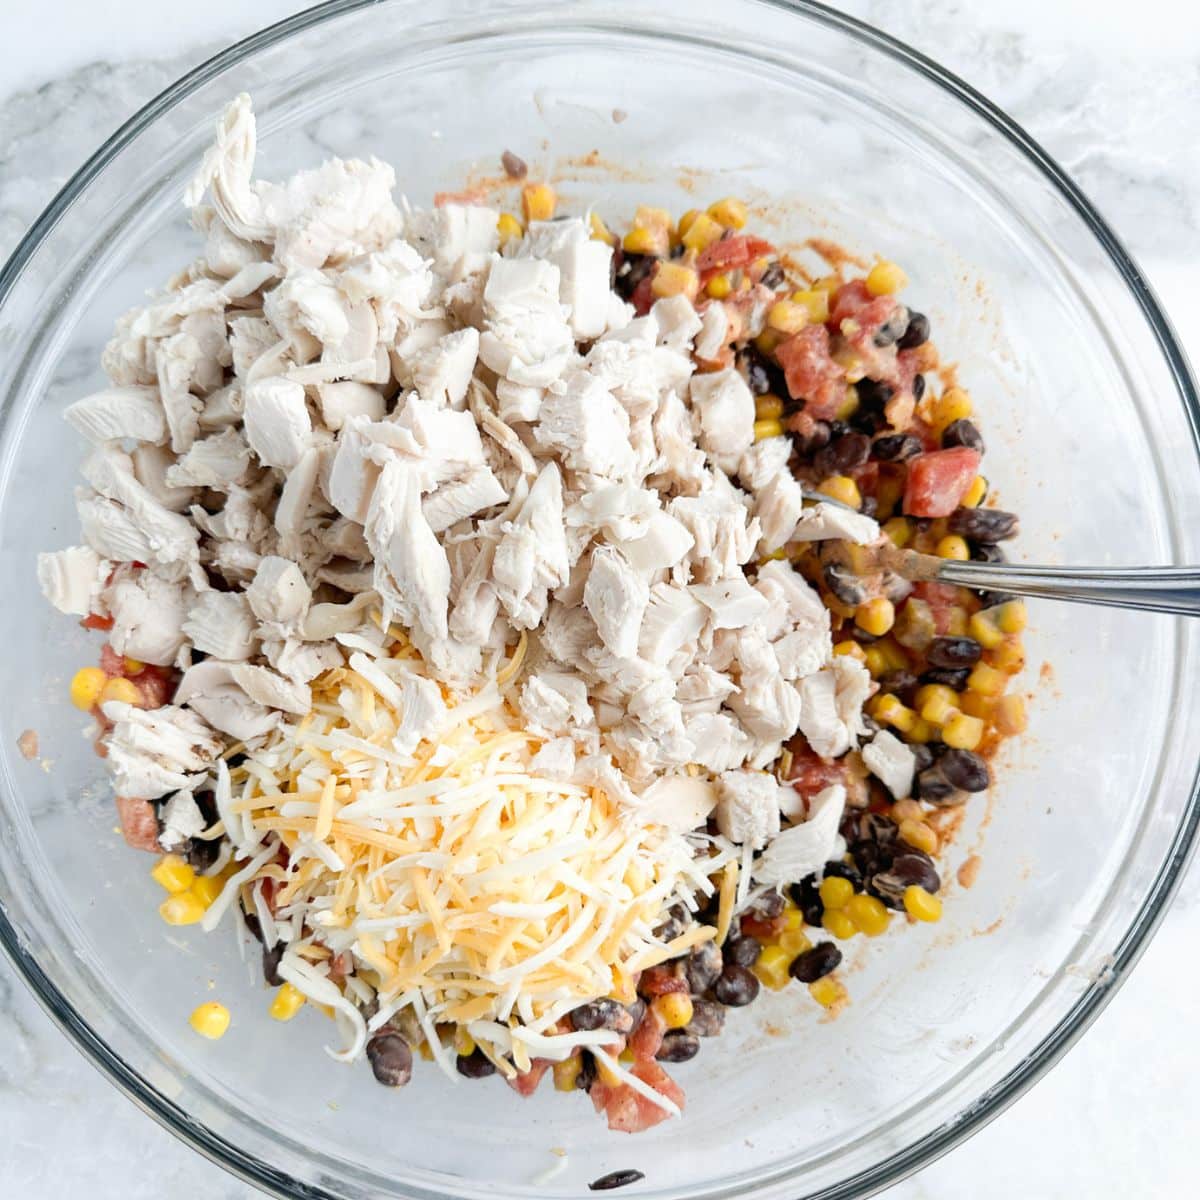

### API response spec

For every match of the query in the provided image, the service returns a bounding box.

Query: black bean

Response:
[589,1169,646,1191]
[241,910,263,945]
[909,743,936,773]
[713,964,760,1007]
[870,853,941,908]
[920,667,971,690]
[577,1053,597,1092]
[947,507,1019,543]
[760,261,786,289]
[685,999,726,1038]
[897,311,930,350]
[822,860,863,890]
[625,998,647,1032]
[974,543,1007,564]
[788,875,824,926]
[849,838,892,878]
[789,942,843,983]
[856,379,895,410]
[942,418,984,453]
[500,149,528,180]
[913,761,959,804]
[723,935,761,969]
[571,998,638,1034]
[656,1030,701,1063]
[827,420,852,439]
[456,1049,496,1079]
[823,562,868,607]
[814,432,871,477]
[654,902,689,942]
[878,669,919,705]
[747,890,785,921]
[262,942,284,987]
[183,837,221,873]
[871,433,923,462]
[912,372,927,401]
[860,812,900,845]
[940,748,991,792]
[873,306,910,348]
[614,253,656,301]
[927,636,983,669]
[684,941,723,994]
[366,1034,413,1087]
[790,421,832,459]
[850,623,881,645]
[746,360,771,395]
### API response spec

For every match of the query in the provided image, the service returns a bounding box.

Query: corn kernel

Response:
[122,656,145,675]
[496,211,524,247]
[677,208,702,237]
[755,393,784,421]
[100,677,142,707]
[269,981,306,1022]
[833,640,868,664]
[69,666,107,711]
[622,225,664,257]
[942,711,985,751]
[821,910,857,940]
[877,638,909,671]
[961,475,988,508]
[869,693,918,734]
[753,944,794,991]
[865,260,908,296]
[903,885,943,922]
[936,535,971,561]
[618,1047,636,1065]
[846,893,891,937]
[791,289,831,323]
[993,693,1028,736]
[959,691,997,721]
[919,693,959,726]
[767,299,808,335]
[707,196,747,229]
[914,683,955,711]
[809,976,848,1010]
[778,929,813,958]
[864,646,889,678]
[159,892,206,926]
[883,517,911,548]
[990,637,1026,674]
[553,1055,583,1092]
[652,992,694,1029]
[754,328,780,355]
[818,474,862,509]
[189,1001,230,1040]
[814,274,841,293]
[933,387,973,432]
[818,876,854,910]
[682,212,725,253]
[907,717,939,743]
[967,663,1008,698]
[520,182,556,223]
[993,600,1028,634]
[596,1054,623,1086]
[190,875,224,907]
[855,597,895,637]
[754,417,784,442]
[588,211,616,245]
[947,606,970,637]
[781,904,803,930]
[151,854,195,895]
[417,1039,435,1061]
[651,260,699,300]
[899,817,939,855]
[968,610,1006,650]
[454,1027,476,1056]
[706,272,734,299]
[891,798,924,823]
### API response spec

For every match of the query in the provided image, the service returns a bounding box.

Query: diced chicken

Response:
[754,471,806,554]
[422,465,507,534]
[534,375,636,480]
[412,203,500,276]
[106,571,190,666]
[315,381,386,431]
[182,591,258,661]
[264,266,350,349]
[492,463,570,629]
[694,303,729,362]
[795,655,872,759]
[495,378,544,423]
[690,578,770,630]
[229,663,311,715]
[790,501,880,545]
[164,428,251,490]
[689,368,754,474]
[636,774,717,834]
[650,295,702,350]
[668,485,759,584]
[517,219,614,340]
[862,730,916,800]
[684,712,755,774]
[519,671,594,738]
[37,546,106,617]
[638,584,706,665]
[675,663,737,712]
[737,435,792,492]
[726,629,803,749]
[65,386,167,445]
[715,769,782,850]
[174,660,279,740]
[539,601,600,667]
[753,784,846,886]
[410,328,480,408]
[615,509,695,575]
[326,417,382,524]
[529,737,577,779]
[263,637,343,683]
[478,257,575,388]
[132,443,196,512]
[246,556,312,629]
[651,391,707,494]
[242,375,312,469]
[102,701,223,799]
[386,667,447,757]
[274,444,323,539]
[583,546,650,660]
[565,481,660,543]
[158,788,207,850]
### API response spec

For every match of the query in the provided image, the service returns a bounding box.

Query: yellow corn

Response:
[833,639,867,663]
[189,1002,230,1040]
[707,196,748,229]
[520,182,556,223]
[907,716,939,743]
[914,683,955,711]
[791,289,831,323]
[936,535,971,561]
[100,677,141,707]
[959,692,997,721]
[993,693,1028,736]
[588,211,616,245]
[269,982,307,1022]
[778,929,813,958]
[159,892,206,926]
[877,638,909,671]
[553,1055,583,1092]
[818,876,854,911]
[652,992,694,1030]
[961,475,987,508]
[151,855,195,895]
[809,976,848,1010]
[753,944,794,991]
[993,600,1028,634]
[918,692,959,727]
[496,212,524,247]
[990,637,1026,674]
[865,260,908,296]
[891,798,924,823]
[596,1053,623,1086]
[417,1040,435,1061]
[634,204,673,232]
[454,1027,476,1056]
[706,272,734,299]
[122,657,145,675]
[69,666,108,711]
[855,597,895,637]
[903,885,943,922]
[754,417,784,442]
[946,606,970,637]
[767,300,808,335]
[754,328,780,355]
[932,387,973,432]
[831,390,859,427]
[780,905,803,931]
[651,260,699,300]
[863,646,889,678]
[622,225,664,257]
[677,208,702,237]
[682,212,725,253]
[821,910,857,940]
[942,711,985,751]
[968,610,1006,650]
[755,393,784,421]
[814,274,842,294]
[869,693,918,734]
[818,474,862,509]
[190,875,224,907]
[967,663,1008,697]
[845,893,891,937]
[883,517,912,548]
[899,817,938,856]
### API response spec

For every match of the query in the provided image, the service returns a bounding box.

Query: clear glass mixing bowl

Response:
[1,1,1198,1196]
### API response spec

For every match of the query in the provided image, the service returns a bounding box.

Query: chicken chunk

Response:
[689,368,754,474]
[102,702,223,799]
[862,730,916,800]
[715,769,782,850]
[583,546,650,660]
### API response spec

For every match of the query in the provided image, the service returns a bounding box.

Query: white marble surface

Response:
[1,1,1198,1196]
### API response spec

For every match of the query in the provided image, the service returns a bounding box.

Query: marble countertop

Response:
[1,1,1197,1196]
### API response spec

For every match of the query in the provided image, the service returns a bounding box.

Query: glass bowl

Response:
[1,1,1198,1197]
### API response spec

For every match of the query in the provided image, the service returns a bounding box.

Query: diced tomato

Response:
[740,911,786,940]
[696,234,775,276]
[592,1061,686,1133]
[81,612,114,632]
[629,1005,666,1063]
[507,1059,553,1097]
[828,279,871,327]
[902,447,981,517]
[115,795,160,852]
[135,667,174,709]
[637,965,687,997]
[99,645,124,676]
[630,273,655,317]
[783,735,846,796]
[910,581,962,635]
[775,325,846,419]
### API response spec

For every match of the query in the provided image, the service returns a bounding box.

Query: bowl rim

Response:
[1,1,1199,1197]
